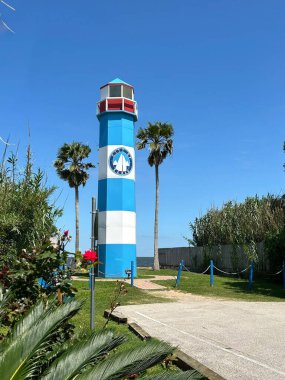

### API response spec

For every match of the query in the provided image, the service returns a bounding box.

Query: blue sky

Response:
[1,0,284,256]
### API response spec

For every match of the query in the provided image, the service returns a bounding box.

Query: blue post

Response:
[210,260,214,287]
[249,261,254,290]
[283,260,285,289]
[175,260,184,287]
[131,260,134,287]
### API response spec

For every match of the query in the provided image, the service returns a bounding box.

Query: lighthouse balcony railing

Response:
[97,97,138,118]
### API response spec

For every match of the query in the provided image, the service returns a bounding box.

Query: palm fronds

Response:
[136,122,174,167]
[41,330,125,380]
[0,300,82,380]
[0,298,206,380]
[77,340,174,380]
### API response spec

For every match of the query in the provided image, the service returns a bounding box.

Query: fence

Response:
[158,242,269,273]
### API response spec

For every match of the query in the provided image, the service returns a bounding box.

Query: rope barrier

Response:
[200,265,210,274]
[267,268,283,276]
[182,264,210,274]
[213,265,250,276]
[181,263,284,277]
[182,264,250,276]
[177,259,285,291]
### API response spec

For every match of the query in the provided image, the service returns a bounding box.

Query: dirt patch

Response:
[149,289,218,302]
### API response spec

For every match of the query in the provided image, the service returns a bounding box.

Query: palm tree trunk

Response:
[75,186,80,253]
[153,164,160,270]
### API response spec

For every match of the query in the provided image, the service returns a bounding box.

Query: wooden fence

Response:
[158,242,268,273]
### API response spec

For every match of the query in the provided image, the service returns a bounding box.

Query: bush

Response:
[0,145,73,337]
[264,230,285,273]
[186,195,285,262]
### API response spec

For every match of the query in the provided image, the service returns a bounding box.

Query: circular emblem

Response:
[109,147,133,176]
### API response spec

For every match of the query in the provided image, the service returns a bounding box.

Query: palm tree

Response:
[137,122,174,271]
[0,299,204,380]
[54,142,95,254]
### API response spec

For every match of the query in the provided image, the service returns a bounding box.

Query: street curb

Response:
[103,309,128,324]
[128,322,151,340]
[175,349,226,380]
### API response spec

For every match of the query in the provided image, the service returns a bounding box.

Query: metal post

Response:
[283,260,285,289]
[131,261,134,287]
[249,261,254,291]
[88,268,92,289]
[210,260,214,287]
[90,197,96,330]
[175,260,184,287]
[94,209,99,277]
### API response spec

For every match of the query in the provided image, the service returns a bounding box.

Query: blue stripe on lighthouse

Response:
[98,244,137,278]
[98,112,135,148]
[98,178,135,212]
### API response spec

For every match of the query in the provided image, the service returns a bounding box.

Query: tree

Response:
[54,142,95,254]
[137,122,174,270]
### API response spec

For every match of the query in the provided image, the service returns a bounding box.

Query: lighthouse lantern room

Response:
[97,79,138,119]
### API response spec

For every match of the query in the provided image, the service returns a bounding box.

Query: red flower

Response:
[83,250,98,262]
[63,230,69,236]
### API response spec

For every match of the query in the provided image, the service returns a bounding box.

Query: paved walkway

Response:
[72,275,175,290]
[126,276,175,290]
[118,299,285,380]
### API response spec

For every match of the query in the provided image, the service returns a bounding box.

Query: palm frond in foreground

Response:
[0,299,205,380]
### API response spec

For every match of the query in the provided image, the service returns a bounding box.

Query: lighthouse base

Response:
[98,244,137,278]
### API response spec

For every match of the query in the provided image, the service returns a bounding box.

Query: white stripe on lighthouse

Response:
[98,145,135,181]
[98,211,136,245]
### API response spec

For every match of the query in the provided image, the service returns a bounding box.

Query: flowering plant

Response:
[83,250,98,263]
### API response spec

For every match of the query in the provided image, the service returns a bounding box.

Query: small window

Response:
[123,85,133,100]
[109,85,121,97]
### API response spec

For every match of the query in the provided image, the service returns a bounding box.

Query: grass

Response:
[72,280,168,337]
[71,280,184,376]
[153,271,285,302]
[71,279,177,378]
[137,268,177,277]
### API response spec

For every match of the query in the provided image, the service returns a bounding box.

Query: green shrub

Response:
[0,145,69,337]
[264,230,285,273]
[186,195,285,262]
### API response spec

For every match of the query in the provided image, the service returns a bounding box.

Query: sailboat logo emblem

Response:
[109,147,133,176]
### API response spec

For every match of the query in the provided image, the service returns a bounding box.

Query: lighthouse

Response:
[97,78,138,278]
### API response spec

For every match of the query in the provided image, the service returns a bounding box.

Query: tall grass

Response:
[187,195,284,261]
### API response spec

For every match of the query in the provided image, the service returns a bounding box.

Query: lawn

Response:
[71,280,188,377]
[152,271,285,302]
[137,268,177,277]
[72,280,167,336]
[72,280,173,355]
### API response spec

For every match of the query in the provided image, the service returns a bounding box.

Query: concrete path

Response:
[72,275,175,290]
[126,276,175,290]
[118,299,285,380]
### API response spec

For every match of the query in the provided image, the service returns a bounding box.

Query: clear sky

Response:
[0,0,284,256]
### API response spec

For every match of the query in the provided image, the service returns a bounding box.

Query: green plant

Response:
[264,229,285,273]
[0,144,64,337]
[137,122,174,271]
[0,299,204,380]
[187,195,285,262]
[0,230,76,339]
[54,142,95,254]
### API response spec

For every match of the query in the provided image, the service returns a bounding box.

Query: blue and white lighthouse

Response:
[97,78,138,278]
